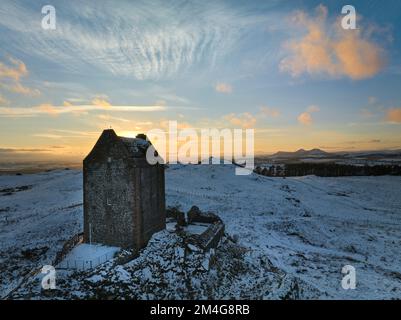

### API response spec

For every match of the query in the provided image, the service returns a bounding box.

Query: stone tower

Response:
[83,129,165,249]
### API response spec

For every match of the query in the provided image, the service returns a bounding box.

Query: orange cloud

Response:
[0,57,28,81]
[9,82,40,96]
[0,57,40,96]
[98,114,130,123]
[92,98,111,108]
[334,31,384,80]
[160,120,192,130]
[260,106,280,118]
[298,112,313,126]
[38,104,59,117]
[37,102,87,117]
[386,108,401,123]
[224,112,256,128]
[215,82,232,94]
[307,105,320,113]
[0,94,8,105]
[280,5,385,80]
[298,105,320,126]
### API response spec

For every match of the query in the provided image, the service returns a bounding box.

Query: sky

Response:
[1,0,401,162]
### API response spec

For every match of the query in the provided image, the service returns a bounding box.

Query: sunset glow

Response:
[1,1,401,163]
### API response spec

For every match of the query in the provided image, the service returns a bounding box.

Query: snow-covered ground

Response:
[57,244,120,271]
[0,165,401,299]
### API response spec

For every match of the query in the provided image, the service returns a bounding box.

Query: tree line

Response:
[254,163,401,177]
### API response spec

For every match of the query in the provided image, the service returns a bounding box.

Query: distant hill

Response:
[339,149,401,158]
[271,148,330,159]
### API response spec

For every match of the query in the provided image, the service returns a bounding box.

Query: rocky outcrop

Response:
[187,206,221,224]
[187,221,225,251]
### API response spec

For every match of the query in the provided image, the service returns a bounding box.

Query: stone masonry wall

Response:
[84,129,166,250]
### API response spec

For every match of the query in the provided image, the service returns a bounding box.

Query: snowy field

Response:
[0,165,401,299]
[57,244,120,271]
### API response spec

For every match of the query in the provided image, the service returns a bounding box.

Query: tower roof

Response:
[118,135,150,158]
[84,129,158,163]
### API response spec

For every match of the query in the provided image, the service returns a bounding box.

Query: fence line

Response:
[58,251,114,271]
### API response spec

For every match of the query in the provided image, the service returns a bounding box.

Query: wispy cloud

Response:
[223,112,256,128]
[280,5,386,80]
[97,114,130,123]
[298,105,320,126]
[297,112,313,126]
[0,57,27,81]
[0,56,40,96]
[6,82,40,96]
[0,1,270,80]
[0,94,9,105]
[368,96,377,105]
[0,102,166,117]
[91,98,111,108]
[386,108,401,123]
[259,106,280,118]
[0,147,50,153]
[33,129,100,139]
[343,139,382,145]
[306,105,320,113]
[215,82,233,94]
